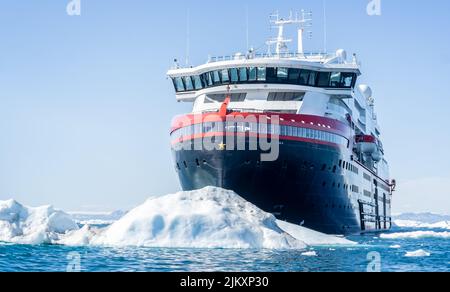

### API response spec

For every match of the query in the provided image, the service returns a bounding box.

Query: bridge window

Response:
[288,68,301,83]
[183,76,194,91]
[193,76,203,90]
[230,68,239,83]
[239,67,248,82]
[248,67,257,81]
[317,72,331,87]
[330,72,342,88]
[173,77,185,92]
[257,67,266,81]
[277,67,289,80]
[171,68,357,92]
[212,71,221,85]
[221,69,230,84]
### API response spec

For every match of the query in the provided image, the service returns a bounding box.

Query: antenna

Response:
[266,10,312,56]
[323,0,327,53]
[246,5,249,51]
[186,8,190,66]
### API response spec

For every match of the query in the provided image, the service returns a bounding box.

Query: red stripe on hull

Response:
[171,113,352,138]
[171,132,345,150]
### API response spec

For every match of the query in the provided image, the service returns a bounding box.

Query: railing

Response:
[207,51,336,64]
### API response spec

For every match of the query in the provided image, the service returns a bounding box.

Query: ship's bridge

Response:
[167,11,363,120]
[167,53,361,101]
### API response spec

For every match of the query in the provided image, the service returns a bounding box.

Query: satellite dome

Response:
[336,49,347,63]
[358,84,373,99]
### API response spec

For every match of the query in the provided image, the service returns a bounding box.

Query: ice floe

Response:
[389,245,402,249]
[301,251,318,257]
[381,231,450,240]
[394,220,450,230]
[405,250,431,258]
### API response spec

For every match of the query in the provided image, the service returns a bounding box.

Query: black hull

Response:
[172,138,391,235]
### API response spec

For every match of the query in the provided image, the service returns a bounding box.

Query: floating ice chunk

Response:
[381,231,450,240]
[301,251,318,257]
[276,220,356,246]
[394,220,450,230]
[0,199,79,245]
[88,187,307,250]
[405,250,431,258]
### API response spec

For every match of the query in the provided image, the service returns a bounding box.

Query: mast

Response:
[266,11,312,57]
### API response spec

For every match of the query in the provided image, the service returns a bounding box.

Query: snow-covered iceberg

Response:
[1,187,356,249]
[0,199,79,245]
[84,187,306,250]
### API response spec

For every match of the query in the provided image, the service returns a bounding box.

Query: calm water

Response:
[0,227,448,272]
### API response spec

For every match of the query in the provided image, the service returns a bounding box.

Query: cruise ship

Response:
[167,12,395,234]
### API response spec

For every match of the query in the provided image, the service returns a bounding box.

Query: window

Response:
[205,93,247,103]
[288,68,301,83]
[341,73,355,88]
[268,92,305,101]
[308,71,317,86]
[174,77,185,92]
[173,69,357,92]
[192,76,203,90]
[249,67,257,81]
[230,68,239,83]
[221,69,230,84]
[239,68,248,82]
[266,67,277,83]
[257,67,266,81]
[277,68,289,80]
[317,72,331,87]
[183,76,194,91]
[330,72,342,88]
[212,71,221,85]
[299,70,310,85]
[204,73,213,86]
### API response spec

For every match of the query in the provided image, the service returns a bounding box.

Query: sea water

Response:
[1,226,448,272]
[0,189,449,272]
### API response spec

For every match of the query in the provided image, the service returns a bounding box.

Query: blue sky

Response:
[0,0,449,214]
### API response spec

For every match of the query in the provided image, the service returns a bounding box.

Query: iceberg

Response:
[380,231,450,240]
[405,250,431,258]
[0,199,79,245]
[1,187,356,250]
[88,187,306,249]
